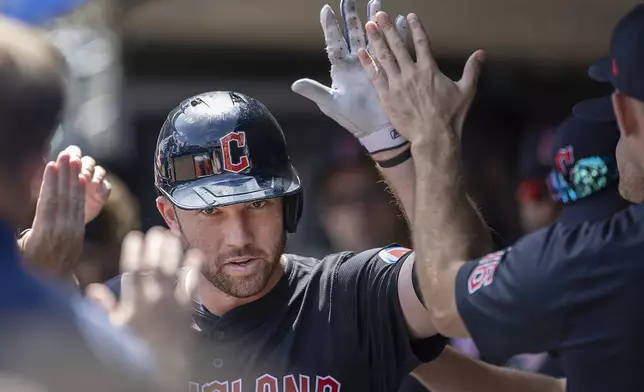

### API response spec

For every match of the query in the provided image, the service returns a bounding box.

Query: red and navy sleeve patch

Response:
[467,248,510,294]
[378,246,412,264]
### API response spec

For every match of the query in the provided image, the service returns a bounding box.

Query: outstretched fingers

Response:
[375,11,413,72]
[364,20,400,78]
[321,5,350,64]
[458,49,486,94]
[341,0,366,53]
[406,13,437,70]
[357,48,389,97]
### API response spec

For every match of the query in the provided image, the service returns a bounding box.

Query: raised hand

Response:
[358,11,485,146]
[20,149,86,277]
[86,227,203,391]
[292,0,408,154]
[67,146,111,224]
[19,145,112,278]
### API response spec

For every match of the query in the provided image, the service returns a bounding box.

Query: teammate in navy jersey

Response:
[360,4,644,392]
[537,102,629,378]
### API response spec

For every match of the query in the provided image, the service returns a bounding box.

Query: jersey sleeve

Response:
[330,245,446,391]
[454,233,566,362]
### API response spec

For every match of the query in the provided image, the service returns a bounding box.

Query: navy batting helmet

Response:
[154,91,303,233]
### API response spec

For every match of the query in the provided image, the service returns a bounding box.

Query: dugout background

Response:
[65,0,637,255]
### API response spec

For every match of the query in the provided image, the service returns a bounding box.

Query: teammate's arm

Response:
[371,145,415,220]
[360,11,493,337]
[412,347,566,392]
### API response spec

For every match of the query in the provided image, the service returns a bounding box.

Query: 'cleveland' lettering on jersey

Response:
[190,374,340,392]
[105,245,446,392]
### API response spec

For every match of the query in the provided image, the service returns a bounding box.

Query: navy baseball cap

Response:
[588,4,644,101]
[519,126,555,182]
[588,57,611,83]
[571,95,614,123]
[546,101,624,224]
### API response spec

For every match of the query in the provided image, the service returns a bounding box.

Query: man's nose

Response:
[222,215,254,249]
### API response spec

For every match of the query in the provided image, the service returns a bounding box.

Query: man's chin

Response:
[208,269,273,299]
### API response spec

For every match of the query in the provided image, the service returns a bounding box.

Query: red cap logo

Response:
[612,58,619,76]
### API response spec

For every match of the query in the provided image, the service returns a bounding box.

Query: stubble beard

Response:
[180,232,286,299]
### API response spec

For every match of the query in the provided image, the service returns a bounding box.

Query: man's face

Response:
[613,93,644,203]
[158,197,285,299]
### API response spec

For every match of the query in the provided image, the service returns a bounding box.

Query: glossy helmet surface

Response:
[154,91,303,233]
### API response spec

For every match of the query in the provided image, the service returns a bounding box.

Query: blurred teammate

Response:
[547,108,628,224]
[535,104,628,377]
[593,5,644,204]
[313,134,409,253]
[76,173,140,287]
[359,4,644,392]
[0,14,199,392]
[0,14,147,391]
[516,125,560,233]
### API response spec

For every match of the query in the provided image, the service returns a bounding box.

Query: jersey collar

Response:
[192,258,294,339]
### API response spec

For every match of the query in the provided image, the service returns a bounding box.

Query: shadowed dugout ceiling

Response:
[121,0,639,62]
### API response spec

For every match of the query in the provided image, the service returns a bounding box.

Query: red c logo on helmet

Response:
[220,131,250,173]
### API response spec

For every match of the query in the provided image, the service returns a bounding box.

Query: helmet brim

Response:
[161,166,301,210]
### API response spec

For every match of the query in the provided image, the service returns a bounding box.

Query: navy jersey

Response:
[455,203,644,392]
[0,223,155,391]
[106,246,446,392]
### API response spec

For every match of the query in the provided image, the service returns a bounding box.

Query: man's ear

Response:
[156,196,182,236]
[613,91,639,139]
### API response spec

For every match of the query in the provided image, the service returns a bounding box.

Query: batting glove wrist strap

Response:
[374,146,412,168]
[359,128,408,154]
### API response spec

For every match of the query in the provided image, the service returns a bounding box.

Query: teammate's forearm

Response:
[371,144,415,222]
[412,348,566,392]
[411,126,493,335]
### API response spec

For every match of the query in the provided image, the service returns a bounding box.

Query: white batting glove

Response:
[291,0,408,154]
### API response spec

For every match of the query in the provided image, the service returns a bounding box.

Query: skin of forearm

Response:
[412,348,565,392]
[371,144,415,222]
[411,127,493,331]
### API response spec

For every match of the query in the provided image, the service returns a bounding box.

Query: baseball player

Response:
[0,14,203,392]
[536,104,628,378]
[100,6,575,384]
[0,14,147,391]
[93,1,571,391]
[359,5,644,392]
[99,89,569,392]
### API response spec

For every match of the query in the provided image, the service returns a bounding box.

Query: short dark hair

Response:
[0,16,67,166]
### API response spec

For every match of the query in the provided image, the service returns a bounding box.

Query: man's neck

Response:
[198,256,287,316]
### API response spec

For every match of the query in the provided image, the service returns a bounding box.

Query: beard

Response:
[179,230,286,299]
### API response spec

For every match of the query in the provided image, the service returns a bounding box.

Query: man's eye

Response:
[249,200,267,209]
[201,207,218,216]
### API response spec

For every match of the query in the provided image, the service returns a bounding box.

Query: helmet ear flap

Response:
[283,190,304,234]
